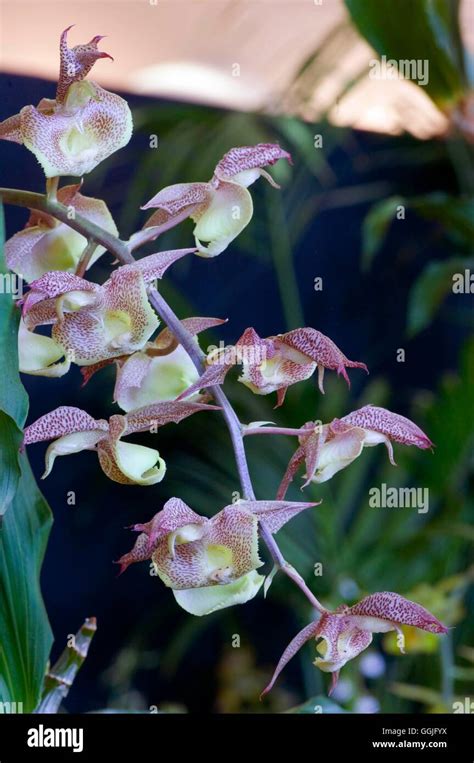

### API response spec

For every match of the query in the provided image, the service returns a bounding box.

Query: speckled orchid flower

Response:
[178,327,368,407]
[140,144,291,257]
[277,405,433,496]
[117,497,316,615]
[0,27,132,177]
[23,400,218,486]
[19,248,195,376]
[5,184,117,282]
[262,592,447,696]
[80,316,226,411]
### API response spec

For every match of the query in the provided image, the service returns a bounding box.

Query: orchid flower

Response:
[5,184,117,282]
[178,327,368,407]
[117,497,317,615]
[0,27,132,177]
[277,405,433,497]
[262,592,447,697]
[23,399,218,486]
[140,143,291,256]
[19,248,195,376]
[80,317,226,411]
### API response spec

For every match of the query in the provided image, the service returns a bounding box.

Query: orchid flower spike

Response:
[81,316,227,411]
[140,143,292,256]
[178,327,368,407]
[0,27,132,177]
[116,497,317,615]
[23,399,218,486]
[18,248,196,376]
[277,404,434,497]
[5,184,117,282]
[262,592,447,698]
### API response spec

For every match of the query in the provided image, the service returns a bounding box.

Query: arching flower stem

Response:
[0,185,327,615]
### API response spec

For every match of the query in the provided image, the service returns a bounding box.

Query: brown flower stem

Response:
[0,188,134,266]
[75,240,98,278]
[1,186,327,614]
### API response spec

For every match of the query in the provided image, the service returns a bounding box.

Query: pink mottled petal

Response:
[119,248,197,283]
[208,506,262,580]
[214,143,292,185]
[57,25,113,103]
[349,592,448,634]
[236,499,319,534]
[279,328,368,389]
[261,621,319,697]
[133,497,205,549]
[115,532,153,575]
[23,405,108,445]
[276,445,306,500]
[342,405,433,449]
[20,82,132,178]
[0,112,23,143]
[124,399,220,434]
[142,182,209,215]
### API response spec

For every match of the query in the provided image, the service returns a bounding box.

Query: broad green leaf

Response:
[345,0,466,107]
[407,256,472,336]
[0,202,28,516]
[36,617,97,713]
[0,199,53,711]
[0,455,53,711]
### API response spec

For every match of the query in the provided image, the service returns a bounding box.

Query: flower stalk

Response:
[1,185,326,613]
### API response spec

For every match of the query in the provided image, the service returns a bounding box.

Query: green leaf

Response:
[0,455,53,711]
[407,256,472,336]
[0,199,53,711]
[0,202,28,516]
[361,195,404,269]
[36,618,97,713]
[345,0,466,107]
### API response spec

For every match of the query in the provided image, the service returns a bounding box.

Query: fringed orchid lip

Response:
[0,27,132,177]
[176,326,368,407]
[116,498,318,615]
[141,143,292,256]
[261,592,447,698]
[22,399,219,486]
[19,248,197,375]
[277,404,434,498]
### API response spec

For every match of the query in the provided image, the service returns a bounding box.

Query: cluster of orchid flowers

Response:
[1,27,447,699]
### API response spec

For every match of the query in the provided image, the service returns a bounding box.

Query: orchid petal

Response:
[261,621,320,697]
[349,592,448,634]
[20,82,132,178]
[173,570,264,616]
[192,181,253,257]
[213,143,292,185]
[277,328,368,391]
[341,405,433,449]
[43,429,106,478]
[23,405,108,445]
[309,427,366,483]
[18,320,70,377]
[123,399,219,434]
[235,500,319,534]
[97,415,165,486]
[114,344,199,411]
[57,25,113,103]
